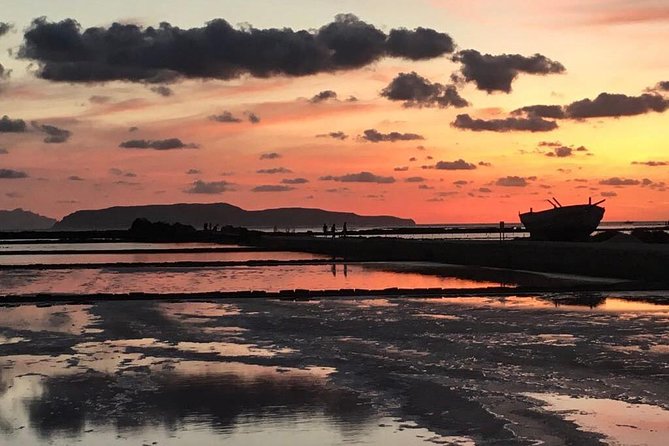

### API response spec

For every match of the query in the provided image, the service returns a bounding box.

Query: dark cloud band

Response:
[452,114,558,132]
[120,138,198,150]
[20,15,455,83]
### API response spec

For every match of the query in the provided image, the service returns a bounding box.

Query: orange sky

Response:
[1,0,668,223]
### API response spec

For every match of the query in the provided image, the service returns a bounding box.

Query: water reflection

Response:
[415,295,669,313]
[0,353,459,446]
[0,304,99,335]
[0,242,235,252]
[0,251,327,266]
[525,393,669,446]
[0,263,506,296]
[0,360,373,444]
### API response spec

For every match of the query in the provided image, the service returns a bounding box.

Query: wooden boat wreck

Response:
[520,198,605,241]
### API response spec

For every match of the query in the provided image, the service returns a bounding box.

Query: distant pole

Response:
[499,221,505,241]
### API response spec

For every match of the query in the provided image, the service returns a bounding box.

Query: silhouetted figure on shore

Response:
[331,224,336,239]
[342,222,348,238]
[323,223,328,235]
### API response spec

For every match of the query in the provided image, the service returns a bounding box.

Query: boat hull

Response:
[520,204,605,241]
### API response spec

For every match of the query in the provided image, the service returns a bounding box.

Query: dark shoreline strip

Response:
[0,258,337,270]
[1,282,667,305]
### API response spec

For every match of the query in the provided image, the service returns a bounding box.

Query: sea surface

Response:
[1,241,668,445]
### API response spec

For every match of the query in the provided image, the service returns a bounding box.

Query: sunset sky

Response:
[1,0,668,223]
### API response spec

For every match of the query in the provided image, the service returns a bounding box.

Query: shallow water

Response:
[0,242,237,252]
[1,296,668,445]
[414,295,669,313]
[526,393,669,446]
[0,263,507,296]
[0,250,327,266]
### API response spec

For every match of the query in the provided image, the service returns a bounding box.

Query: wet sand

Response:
[1,294,668,445]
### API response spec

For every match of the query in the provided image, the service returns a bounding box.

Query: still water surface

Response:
[0,263,505,295]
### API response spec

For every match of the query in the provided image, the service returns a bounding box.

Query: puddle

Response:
[526,393,669,446]
[0,355,467,446]
[0,304,99,335]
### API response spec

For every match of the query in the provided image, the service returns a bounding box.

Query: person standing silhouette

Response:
[323,223,328,236]
[331,223,336,239]
[342,222,347,238]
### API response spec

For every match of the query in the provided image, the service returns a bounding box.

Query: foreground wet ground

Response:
[1,294,668,445]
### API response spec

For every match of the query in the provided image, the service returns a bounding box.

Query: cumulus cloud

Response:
[386,27,455,60]
[320,171,395,183]
[632,160,667,166]
[434,159,476,170]
[120,138,198,150]
[260,152,281,160]
[252,185,295,192]
[257,167,292,174]
[0,168,28,179]
[0,115,27,133]
[394,166,408,171]
[496,176,528,187]
[68,175,84,181]
[515,92,669,120]
[479,187,492,193]
[186,168,201,174]
[33,122,72,143]
[0,22,12,37]
[149,85,173,96]
[405,176,425,182]
[360,128,424,142]
[649,81,669,92]
[209,111,242,123]
[511,104,566,119]
[245,111,260,123]
[310,90,337,103]
[545,146,572,157]
[19,15,455,84]
[281,177,309,184]
[184,180,233,194]
[452,50,565,93]
[452,114,557,132]
[599,177,640,186]
[565,93,669,118]
[601,191,617,197]
[109,168,136,177]
[478,161,492,167]
[316,131,348,140]
[89,95,111,104]
[381,72,468,108]
[0,63,10,81]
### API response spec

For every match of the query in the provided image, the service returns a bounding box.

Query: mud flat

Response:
[255,236,669,282]
[1,294,668,445]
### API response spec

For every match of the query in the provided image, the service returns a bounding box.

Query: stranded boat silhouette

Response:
[520,197,605,241]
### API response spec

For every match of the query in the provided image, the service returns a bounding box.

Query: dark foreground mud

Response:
[1,294,668,445]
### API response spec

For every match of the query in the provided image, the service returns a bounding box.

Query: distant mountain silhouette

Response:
[0,208,57,231]
[53,202,415,230]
